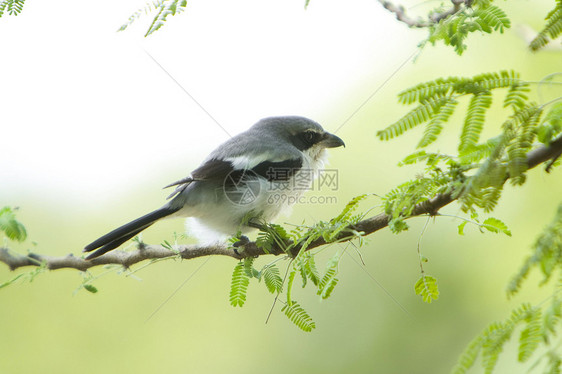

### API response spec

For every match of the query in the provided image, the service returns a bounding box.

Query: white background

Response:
[0,0,415,205]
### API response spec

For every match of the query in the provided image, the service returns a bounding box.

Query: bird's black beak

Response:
[321,132,345,148]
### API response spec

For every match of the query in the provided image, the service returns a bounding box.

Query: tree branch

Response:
[2,134,561,272]
[0,243,238,271]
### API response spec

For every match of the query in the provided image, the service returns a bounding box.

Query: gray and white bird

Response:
[83,116,345,259]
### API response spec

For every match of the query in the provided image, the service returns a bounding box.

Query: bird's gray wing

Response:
[164,128,303,199]
[164,158,236,199]
[164,154,304,199]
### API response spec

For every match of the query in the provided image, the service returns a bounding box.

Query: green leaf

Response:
[453,303,535,374]
[451,334,484,374]
[378,96,451,141]
[425,6,511,55]
[389,218,409,234]
[545,351,562,374]
[0,207,27,242]
[0,0,25,17]
[417,97,458,148]
[83,284,99,294]
[319,277,338,300]
[530,1,562,51]
[518,307,542,362]
[458,136,503,164]
[256,223,291,254]
[537,102,562,144]
[543,297,562,336]
[282,302,316,332]
[481,322,512,373]
[286,270,296,306]
[0,263,47,290]
[459,91,493,153]
[414,275,439,303]
[473,5,511,33]
[0,273,25,289]
[317,253,340,300]
[243,257,260,278]
[482,217,512,236]
[508,204,562,293]
[399,150,429,166]
[118,0,165,32]
[262,265,283,294]
[229,262,250,307]
[504,105,543,185]
[399,150,453,167]
[144,0,188,37]
[504,83,530,111]
[458,221,468,235]
[301,252,320,287]
[332,194,367,224]
[397,77,459,105]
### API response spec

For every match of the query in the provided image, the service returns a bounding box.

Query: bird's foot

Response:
[232,235,250,256]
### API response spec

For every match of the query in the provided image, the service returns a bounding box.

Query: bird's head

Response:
[254,116,345,160]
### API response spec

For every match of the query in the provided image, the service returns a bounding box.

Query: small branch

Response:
[430,0,464,23]
[2,134,562,272]
[377,1,429,28]
[527,135,562,170]
[0,243,239,271]
[376,0,469,29]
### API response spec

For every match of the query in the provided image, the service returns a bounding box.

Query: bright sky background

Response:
[0,0,417,206]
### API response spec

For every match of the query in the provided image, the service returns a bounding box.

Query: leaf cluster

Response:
[379,71,562,227]
[228,196,369,331]
[382,163,461,233]
[378,70,530,147]
[0,261,46,290]
[508,204,562,296]
[228,251,341,331]
[120,0,313,37]
[452,203,562,374]
[118,0,187,37]
[424,3,511,55]
[378,71,559,339]
[452,303,553,374]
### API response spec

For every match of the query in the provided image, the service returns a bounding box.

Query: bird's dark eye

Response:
[303,131,319,145]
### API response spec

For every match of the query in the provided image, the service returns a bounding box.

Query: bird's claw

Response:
[232,235,250,256]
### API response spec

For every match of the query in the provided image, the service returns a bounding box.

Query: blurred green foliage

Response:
[0,206,27,242]
[0,0,26,17]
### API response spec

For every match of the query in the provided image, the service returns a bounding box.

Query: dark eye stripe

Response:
[290,131,322,151]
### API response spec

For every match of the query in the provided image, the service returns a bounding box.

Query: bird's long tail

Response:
[83,206,180,260]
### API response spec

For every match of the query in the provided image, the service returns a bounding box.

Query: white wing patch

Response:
[224,153,282,170]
